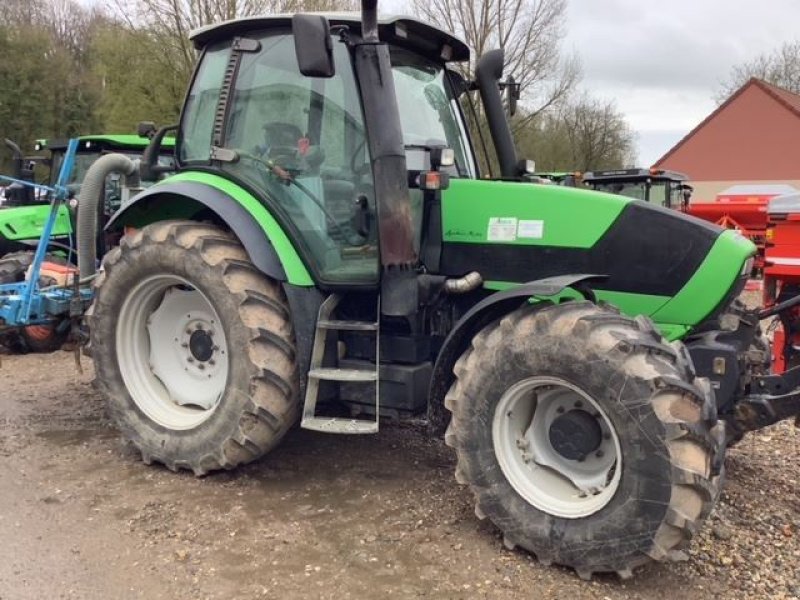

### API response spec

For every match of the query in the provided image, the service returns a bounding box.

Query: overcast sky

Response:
[384,0,798,165]
[562,0,800,165]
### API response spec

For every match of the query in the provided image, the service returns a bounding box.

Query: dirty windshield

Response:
[391,47,475,178]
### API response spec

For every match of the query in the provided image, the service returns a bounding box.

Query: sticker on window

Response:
[487,217,518,242]
[517,219,544,239]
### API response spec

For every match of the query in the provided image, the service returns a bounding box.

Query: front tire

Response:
[88,221,299,475]
[445,302,723,578]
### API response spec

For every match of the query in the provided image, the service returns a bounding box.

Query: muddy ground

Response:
[1,351,798,600]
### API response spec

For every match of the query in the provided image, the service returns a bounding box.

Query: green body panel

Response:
[442,179,630,248]
[0,204,72,240]
[651,230,755,325]
[141,171,314,286]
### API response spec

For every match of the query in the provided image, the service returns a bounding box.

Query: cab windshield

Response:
[50,150,175,185]
[592,180,678,208]
[392,48,476,178]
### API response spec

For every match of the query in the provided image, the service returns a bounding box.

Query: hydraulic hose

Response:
[76,153,139,279]
[759,294,800,319]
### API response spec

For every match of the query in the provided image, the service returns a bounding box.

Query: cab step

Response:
[301,294,380,434]
[308,368,377,382]
[301,417,379,434]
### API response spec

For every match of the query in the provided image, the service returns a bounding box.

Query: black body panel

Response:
[440,202,721,297]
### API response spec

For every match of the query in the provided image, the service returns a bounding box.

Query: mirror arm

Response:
[140,124,178,181]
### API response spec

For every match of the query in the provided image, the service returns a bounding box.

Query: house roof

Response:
[652,78,800,167]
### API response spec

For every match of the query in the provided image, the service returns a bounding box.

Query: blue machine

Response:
[0,139,93,330]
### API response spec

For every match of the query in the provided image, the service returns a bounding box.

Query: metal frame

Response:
[0,139,92,328]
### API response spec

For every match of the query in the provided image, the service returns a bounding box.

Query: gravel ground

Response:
[0,350,798,599]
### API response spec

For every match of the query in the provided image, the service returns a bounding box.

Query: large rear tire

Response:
[0,251,70,353]
[87,221,299,475]
[445,301,724,578]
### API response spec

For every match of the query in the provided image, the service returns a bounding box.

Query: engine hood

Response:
[438,178,756,332]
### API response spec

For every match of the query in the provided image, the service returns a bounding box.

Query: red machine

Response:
[764,193,800,372]
[686,185,798,274]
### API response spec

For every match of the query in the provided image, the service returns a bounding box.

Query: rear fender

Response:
[427,274,605,434]
[106,180,311,285]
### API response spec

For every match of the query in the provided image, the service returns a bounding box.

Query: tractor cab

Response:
[178,15,476,285]
[583,167,691,209]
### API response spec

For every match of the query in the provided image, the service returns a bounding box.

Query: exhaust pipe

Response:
[476,49,519,178]
[362,0,378,42]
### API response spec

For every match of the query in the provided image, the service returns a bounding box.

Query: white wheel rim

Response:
[116,275,229,430]
[492,376,622,519]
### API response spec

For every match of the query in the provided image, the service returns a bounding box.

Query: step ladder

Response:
[301,293,380,434]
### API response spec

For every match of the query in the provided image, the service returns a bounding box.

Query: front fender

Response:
[107,174,313,286]
[426,274,605,435]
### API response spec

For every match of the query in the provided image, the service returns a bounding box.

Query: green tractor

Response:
[583,167,692,209]
[0,134,175,352]
[1,134,175,258]
[82,2,796,579]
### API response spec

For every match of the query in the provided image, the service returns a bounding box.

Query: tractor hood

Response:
[439,179,755,333]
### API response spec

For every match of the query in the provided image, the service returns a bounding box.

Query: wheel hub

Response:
[493,377,622,519]
[189,328,215,362]
[116,276,229,431]
[548,409,603,460]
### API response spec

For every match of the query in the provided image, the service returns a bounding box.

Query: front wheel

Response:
[88,221,299,475]
[445,302,723,578]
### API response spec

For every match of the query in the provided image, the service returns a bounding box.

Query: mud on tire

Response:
[87,220,299,475]
[445,301,724,579]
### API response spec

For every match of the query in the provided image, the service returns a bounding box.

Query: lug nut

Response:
[556,406,565,414]
[596,450,604,458]
[187,357,194,363]
[198,364,205,370]
[574,400,583,408]
[209,359,216,366]
[213,345,220,352]
[576,454,586,462]
[181,342,189,348]
[196,323,204,330]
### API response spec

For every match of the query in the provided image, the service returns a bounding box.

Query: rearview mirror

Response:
[293,15,335,78]
[137,121,157,138]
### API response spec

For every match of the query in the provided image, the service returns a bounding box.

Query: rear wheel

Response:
[88,221,299,475]
[0,251,70,353]
[445,302,723,578]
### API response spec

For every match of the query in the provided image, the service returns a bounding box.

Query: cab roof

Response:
[190,13,470,63]
[39,135,176,152]
[583,168,688,183]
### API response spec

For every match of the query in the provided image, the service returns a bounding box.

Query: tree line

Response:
[3,0,797,177]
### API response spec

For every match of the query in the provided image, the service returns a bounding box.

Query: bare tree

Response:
[717,40,800,101]
[410,0,580,120]
[116,0,357,81]
[518,95,635,171]
[561,96,634,171]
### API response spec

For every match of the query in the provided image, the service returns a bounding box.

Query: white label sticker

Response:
[518,219,544,239]
[487,217,518,242]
